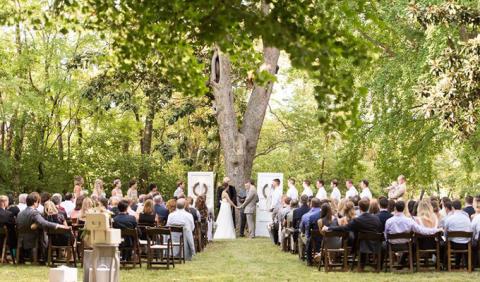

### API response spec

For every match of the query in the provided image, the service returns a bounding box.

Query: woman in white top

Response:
[92,178,106,198]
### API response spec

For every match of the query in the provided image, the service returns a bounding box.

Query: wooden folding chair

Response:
[446,231,473,272]
[318,231,349,272]
[145,227,174,269]
[47,227,76,267]
[414,231,442,271]
[0,226,15,264]
[119,228,142,268]
[353,232,384,272]
[169,225,185,264]
[386,232,413,272]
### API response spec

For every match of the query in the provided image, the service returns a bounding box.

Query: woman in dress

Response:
[92,178,106,198]
[127,179,138,201]
[111,179,123,198]
[213,186,237,240]
[44,201,70,246]
[73,176,84,200]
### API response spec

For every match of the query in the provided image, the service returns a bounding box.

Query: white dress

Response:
[213,199,236,240]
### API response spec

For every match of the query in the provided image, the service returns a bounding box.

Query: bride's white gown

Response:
[213,199,236,240]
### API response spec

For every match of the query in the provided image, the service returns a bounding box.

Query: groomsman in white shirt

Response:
[301,180,313,197]
[330,179,341,201]
[286,178,299,202]
[270,179,283,212]
[315,179,327,200]
[359,179,372,200]
[345,179,358,199]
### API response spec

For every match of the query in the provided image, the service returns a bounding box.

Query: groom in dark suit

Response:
[217,177,237,227]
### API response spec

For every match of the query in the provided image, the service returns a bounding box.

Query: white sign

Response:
[256,172,283,237]
[188,172,215,210]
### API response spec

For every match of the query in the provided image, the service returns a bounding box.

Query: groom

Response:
[237,179,258,238]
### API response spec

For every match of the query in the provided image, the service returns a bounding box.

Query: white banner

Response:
[187,172,215,210]
[256,172,283,237]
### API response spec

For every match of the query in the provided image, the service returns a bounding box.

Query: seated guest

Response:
[318,203,340,247]
[463,195,475,218]
[385,201,439,243]
[324,199,382,269]
[377,197,392,232]
[17,193,28,212]
[407,200,417,217]
[300,197,321,266]
[78,197,94,225]
[16,193,69,262]
[166,198,195,260]
[369,198,380,215]
[416,199,438,228]
[38,192,51,214]
[431,200,442,222]
[60,193,75,218]
[444,199,472,267]
[154,195,169,224]
[293,195,310,230]
[195,195,209,221]
[438,200,453,229]
[109,196,121,217]
[0,195,16,258]
[338,201,356,226]
[70,196,84,221]
[440,197,451,218]
[6,194,19,217]
[278,197,292,249]
[113,200,138,261]
[51,194,67,219]
[137,199,156,226]
[44,201,70,246]
[351,195,361,217]
[166,199,177,216]
[185,196,201,222]
[471,197,480,266]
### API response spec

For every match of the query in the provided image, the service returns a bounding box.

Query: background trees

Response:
[0,0,479,199]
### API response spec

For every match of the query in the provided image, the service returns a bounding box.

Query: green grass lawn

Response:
[1,238,480,281]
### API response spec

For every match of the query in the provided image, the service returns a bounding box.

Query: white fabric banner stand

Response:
[256,172,283,237]
[187,172,215,210]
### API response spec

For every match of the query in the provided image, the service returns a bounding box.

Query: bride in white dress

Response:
[213,187,237,240]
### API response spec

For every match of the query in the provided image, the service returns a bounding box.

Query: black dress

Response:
[46,214,70,246]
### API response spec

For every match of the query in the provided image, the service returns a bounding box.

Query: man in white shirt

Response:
[166,198,195,260]
[345,179,358,199]
[330,179,341,201]
[60,192,75,217]
[359,179,373,200]
[315,179,327,200]
[17,193,28,212]
[301,180,313,197]
[286,178,299,202]
[270,179,283,212]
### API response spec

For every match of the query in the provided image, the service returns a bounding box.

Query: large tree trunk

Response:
[139,97,156,189]
[12,113,26,192]
[210,43,280,192]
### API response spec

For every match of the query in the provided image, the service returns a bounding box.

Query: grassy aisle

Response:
[1,238,480,281]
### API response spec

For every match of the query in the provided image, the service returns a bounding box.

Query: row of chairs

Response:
[0,219,210,269]
[284,228,476,273]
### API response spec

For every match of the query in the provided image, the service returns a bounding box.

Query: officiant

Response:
[216,177,237,227]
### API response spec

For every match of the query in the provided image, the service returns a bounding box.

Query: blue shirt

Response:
[154,204,169,220]
[300,207,321,237]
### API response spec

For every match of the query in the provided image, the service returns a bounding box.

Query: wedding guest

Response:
[138,200,156,226]
[388,175,407,200]
[0,195,16,258]
[359,179,372,200]
[318,203,340,248]
[376,197,392,231]
[293,195,310,230]
[113,200,138,261]
[330,179,341,202]
[369,198,380,215]
[186,196,201,222]
[16,193,69,262]
[195,195,209,221]
[78,197,94,224]
[300,197,321,266]
[415,199,439,251]
[439,197,451,217]
[109,196,121,217]
[174,180,185,198]
[463,195,475,218]
[385,201,439,244]
[17,193,28,212]
[438,200,452,228]
[443,200,472,267]
[278,197,292,248]
[338,200,356,226]
[73,175,84,200]
[38,192,50,214]
[301,180,313,197]
[70,196,84,221]
[270,178,283,213]
[111,179,123,198]
[127,179,138,201]
[166,198,195,260]
[148,183,158,196]
[286,178,299,202]
[60,192,75,218]
[51,194,67,219]
[44,201,70,246]
[154,195,169,224]
[345,179,358,199]
[92,178,106,198]
[472,198,480,267]
[315,179,327,200]
[431,200,442,222]
[407,200,417,217]
[166,199,177,215]
[6,194,19,217]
